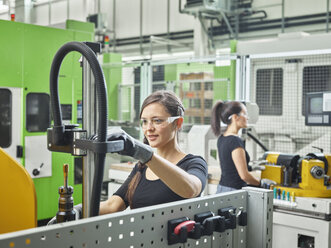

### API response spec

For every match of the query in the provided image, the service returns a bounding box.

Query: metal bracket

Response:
[47,125,124,156]
[74,139,124,154]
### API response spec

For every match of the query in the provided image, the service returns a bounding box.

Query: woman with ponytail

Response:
[211,100,260,193]
[99,90,207,213]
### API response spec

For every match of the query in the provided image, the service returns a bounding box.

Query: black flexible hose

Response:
[49,41,107,217]
[247,132,269,152]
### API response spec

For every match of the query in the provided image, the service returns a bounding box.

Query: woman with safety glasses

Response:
[99,90,208,213]
[211,101,261,193]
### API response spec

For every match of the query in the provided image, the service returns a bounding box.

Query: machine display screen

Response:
[26,93,51,132]
[309,96,323,114]
[0,89,11,148]
[305,92,331,126]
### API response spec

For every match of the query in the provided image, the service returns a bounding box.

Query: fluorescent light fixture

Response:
[123,51,194,62]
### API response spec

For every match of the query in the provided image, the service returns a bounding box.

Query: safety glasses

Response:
[140,116,181,129]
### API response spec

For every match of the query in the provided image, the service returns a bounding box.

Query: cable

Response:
[247,132,269,152]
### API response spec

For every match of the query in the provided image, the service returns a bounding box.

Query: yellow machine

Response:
[0,147,37,234]
[261,152,331,198]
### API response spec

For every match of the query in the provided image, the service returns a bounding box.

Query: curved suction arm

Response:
[247,131,269,152]
[49,41,107,217]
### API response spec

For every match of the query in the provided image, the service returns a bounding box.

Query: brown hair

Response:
[211,100,243,136]
[126,90,184,208]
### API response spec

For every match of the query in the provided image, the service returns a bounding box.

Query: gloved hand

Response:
[260,178,277,189]
[249,160,267,171]
[107,131,153,164]
[47,203,82,225]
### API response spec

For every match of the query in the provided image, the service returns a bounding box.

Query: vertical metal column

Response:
[167,0,171,53]
[15,0,33,23]
[194,14,209,57]
[235,0,239,40]
[244,55,251,102]
[245,187,273,248]
[235,55,243,101]
[327,0,330,32]
[48,0,51,25]
[139,62,152,139]
[66,0,69,20]
[82,58,96,218]
[235,55,251,102]
[112,0,117,52]
[140,62,152,105]
[281,0,285,33]
[139,0,143,55]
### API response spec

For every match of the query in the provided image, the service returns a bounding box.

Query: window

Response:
[0,89,12,148]
[26,93,51,132]
[302,65,331,115]
[256,68,283,115]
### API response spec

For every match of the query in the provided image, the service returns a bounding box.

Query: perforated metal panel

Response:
[0,187,272,248]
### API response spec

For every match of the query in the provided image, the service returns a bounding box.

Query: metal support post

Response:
[327,0,330,32]
[194,14,210,57]
[112,0,117,52]
[82,58,96,218]
[244,55,251,102]
[235,55,243,101]
[281,0,285,33]
[139,0,143,55]
[139,62,152,139]
[139,62,152,105]
[66,0,69,19]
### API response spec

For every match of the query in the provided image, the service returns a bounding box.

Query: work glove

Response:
[47,203,82,225]
[248,160,267,171]
[107,131,154,164]
[260,178,277,189]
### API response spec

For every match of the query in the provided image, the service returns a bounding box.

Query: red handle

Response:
[174,220,196,235]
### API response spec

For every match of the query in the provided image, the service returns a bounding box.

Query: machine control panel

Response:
[305,92,331,126]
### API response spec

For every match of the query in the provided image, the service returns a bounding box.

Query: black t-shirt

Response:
[217,135,250,189]
[113,154,208,209]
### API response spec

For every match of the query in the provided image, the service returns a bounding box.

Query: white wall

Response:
[5,0,327,36]
[1,0,331,55]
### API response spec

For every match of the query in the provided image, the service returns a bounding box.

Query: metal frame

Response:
[140,62,152,107]
[244,187,273,248]
[0,187,272,248]
[248,48,331,59]
[82,57,96,218]
[243,49,331,103]
[117,83,141,121]
[148,54,238,66]
[235,55,242,100]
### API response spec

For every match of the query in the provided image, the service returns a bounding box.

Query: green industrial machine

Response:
[0,19,100,223]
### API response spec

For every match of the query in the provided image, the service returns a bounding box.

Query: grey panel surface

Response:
[0,188,271,248]
[244,187,273,248]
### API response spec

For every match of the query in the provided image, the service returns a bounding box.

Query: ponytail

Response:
[211,100,224,136]
[211,100,243,136]
[125,136,148,208]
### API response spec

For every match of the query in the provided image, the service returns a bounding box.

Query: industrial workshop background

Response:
[1,0,331,248]
[114,50,331,160]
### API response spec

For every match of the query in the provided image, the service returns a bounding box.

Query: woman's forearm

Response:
[99,196,126,215]
[146,154,202,198]
[241,172,260,186]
